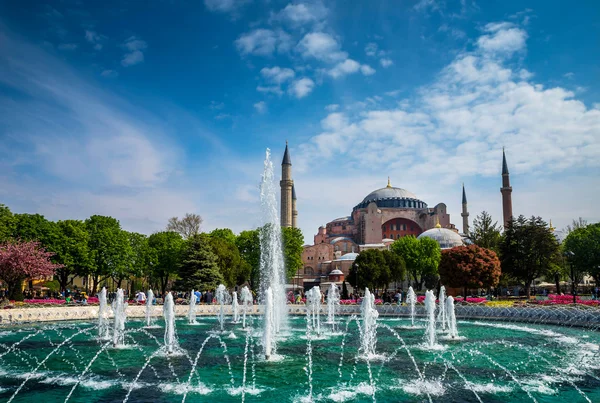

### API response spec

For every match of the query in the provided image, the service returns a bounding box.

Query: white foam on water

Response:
[227,332,237,339]
[522,379,556,395]
[228,386,265,396]
[262,353,285,362]
[439,335,467,341]
[326,382,374,402]
[0,331,15,337]
[80,379,116,390]
[328,390,356,402]
[402,379,445,396]
[158,382,212,395]
[415,343,447,351]
[466,382,513,393]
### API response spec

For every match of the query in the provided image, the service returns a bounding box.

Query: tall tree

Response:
[438,245,501,298]
[53,220,91,292]
[499,215,560,297]
[175,233,223,291]
[564,223,600,299]
[166,213,202,239]
[148,231,183,294]
[210,228,237,244]
[565,217,588,234]
[236,229,260,290]
[469,211,502,251]
[209,236,243,288]
[125,232,153,292]
[382,249,406,284]
[0,204,16,243]
[390,236,441,290]
[282,226,304,280]
[12,213,60,253]
[0,240,63,300]
[349,249,387,291]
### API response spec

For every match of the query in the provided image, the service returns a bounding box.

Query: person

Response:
[194,290,202,303]
[136,290,147,304]
[394,290,401,304]
[205,289,213,305]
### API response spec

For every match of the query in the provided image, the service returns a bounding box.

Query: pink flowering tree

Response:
[0,240,63,301]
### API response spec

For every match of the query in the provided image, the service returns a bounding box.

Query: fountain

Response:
[97,287,110,339]
[163,292,177,354]
[306,287,321,335]
[188,289,197,324]
[216,284,229,331]
[437,285,447,330]
[360,288,378,358]
[424,290,437,348]
[326,283,340,328]
[111,288,127,347]
[406,286,417,327]
[232,291,240,323]
[145,289,155,327]
[263,287,274,360]
[446,296,458,339]
[259,149,287,357]
[240,286,253,328]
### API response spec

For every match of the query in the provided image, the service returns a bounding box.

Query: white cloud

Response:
[380,58,393,68]
[260,66,295,84]
[477,23,527,55]
[121,36,148,67]
[329,59,375,78]
[289,77,315,98]
[257,85,284,96]
[84,30,105,50]
[325,104,339,111]
[272,1,328,27]
[100,69,118,78]
[204,0,250,14]
[58,43,77,51]
[361,64,376,76]
[254,101,267,113]
[235,29,292,56]
[297,32,347,63]
[365,42,378,56]
[564,72,574,79]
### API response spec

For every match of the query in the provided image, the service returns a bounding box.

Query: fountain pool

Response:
[1,314,600,403]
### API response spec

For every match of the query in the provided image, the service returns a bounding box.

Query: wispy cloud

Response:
[85,30,105,50]
[253,101,267,113]
[121,36,148,67]
[289,77,315,98]
[235,29,292,57]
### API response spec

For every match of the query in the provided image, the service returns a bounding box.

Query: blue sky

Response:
[0,0,599,242]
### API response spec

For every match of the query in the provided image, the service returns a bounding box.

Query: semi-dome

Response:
[418,228,464,249]
[337,252,359,261]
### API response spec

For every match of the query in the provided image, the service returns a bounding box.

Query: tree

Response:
[0,204,16,243]
[125,232,153,292]
[209,236,243,288]
[565,217,588,234]
[349,249,387,291]
[12,213,60,253]
[282,226,304,280]
[236,229,260,290]
[382,249,406,284]
[499,215,560,297]
[469,211,502,252]
[53,220,92,292]
[166,213,202,239]
[438,245,501,299]
[148,231,183,294]
[0,240,63,300]
[390,236,441,290]
[210,228,237,244]
[175,233,224,291]
[341,280,349,299]
[564,223,600,301]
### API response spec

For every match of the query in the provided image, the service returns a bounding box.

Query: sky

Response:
[0,0,599,243]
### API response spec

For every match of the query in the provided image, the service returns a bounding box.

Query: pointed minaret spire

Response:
[387,176,391,188]
[500,148,513,229]
[461,183,469,235]
[280,142,294,227]
[282,140,291,165]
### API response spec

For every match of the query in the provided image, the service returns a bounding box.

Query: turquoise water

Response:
[1,315,600,402]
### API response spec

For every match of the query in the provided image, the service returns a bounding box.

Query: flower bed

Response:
[485,300,515,307]
[24,299,65,305]
[529,294,600,306]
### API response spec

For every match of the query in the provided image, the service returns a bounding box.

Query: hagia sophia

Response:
[279,143,514,290]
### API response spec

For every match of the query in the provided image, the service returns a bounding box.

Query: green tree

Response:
[349,249,386,291]
[0,204,16,243]
[126,232,153,292]
[236,229,260,290]
[564,223,600,300]
[438,245,501,299]
[341,280,349,299]
[12,213,60,253]
[499,215,560,297]
[148,231,183,294]
[53,220,92,292]
[469,211,502,251]
[210,228,237,244]
[382,249,406,284]
[390,236,441,290]
[209,236,243,288]
[176,233,224,291]
[282,226,304,280]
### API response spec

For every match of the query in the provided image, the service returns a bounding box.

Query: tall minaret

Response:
[292,185,298,229]
[280,142,293,228]
[500,148,513,229]
[461,183,469,235]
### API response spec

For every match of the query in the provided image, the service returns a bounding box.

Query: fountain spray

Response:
[407,286,417,327]
[437,285,447,330]
[446,296,458,339]
[424,290,437,348]
[240,286,253,328]
[111,288,127,347]
[188,289,197,324]
[216,284,229,331]
[98,287,110,340]
[263,287,274,360]
[232,291,240,323]
[326,283,340,328]
[145,289,155,327]
[306,287,321,335]
[163,292,177,354]
[360,288,379,358]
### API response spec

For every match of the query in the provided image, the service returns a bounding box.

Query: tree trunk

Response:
[525,283,531,299]
[116,278,123,289]
[555,273,561,294]
[91,275,99,295]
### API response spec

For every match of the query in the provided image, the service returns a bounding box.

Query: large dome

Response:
[353,182,426,210]
[418,228,464,249]
[362,186,418,203]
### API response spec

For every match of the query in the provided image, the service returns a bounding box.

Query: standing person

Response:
[205,289,213,305]
[194,290,202,303]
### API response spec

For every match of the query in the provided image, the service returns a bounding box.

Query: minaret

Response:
[292,185,298,229]
[461,183,469,235]
[280,142,293,228]
[500,148,513,229]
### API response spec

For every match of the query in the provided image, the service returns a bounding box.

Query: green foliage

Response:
[126,232,152,279]
[499,215,560,296]
[0,204,16,243]
[439,245,501,296]
[390,236,441,290]
[349,249,387,291]
[469,211,502,252]
[210,228,237,244]
[382,249,406,283]
[209,236,243,288]
[53,220,92,291]
[341,280,349,299]
[282,226,304,280]
[176,233,223,291]
[564,223,600,285]
[12,213,60,253]
[148,231,183,294]
[236,229,260,290]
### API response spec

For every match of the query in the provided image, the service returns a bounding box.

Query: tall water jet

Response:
[240,286,253,328]
[360,288,379,358]
[424,290,437,348]
[306,287,321,335]
[407,286,417,327]
[446,296,458,339]
[216,284,229,331]
[98,287,110,340]
[263,287,274,360]
[232,291,240,323]
[145,289,155,327]
[188,289,197,324]
[111,288,127,347]
[163,292,177,354]
[326,283,340,328]
[259,149,287,357]
[437,285,447,330]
